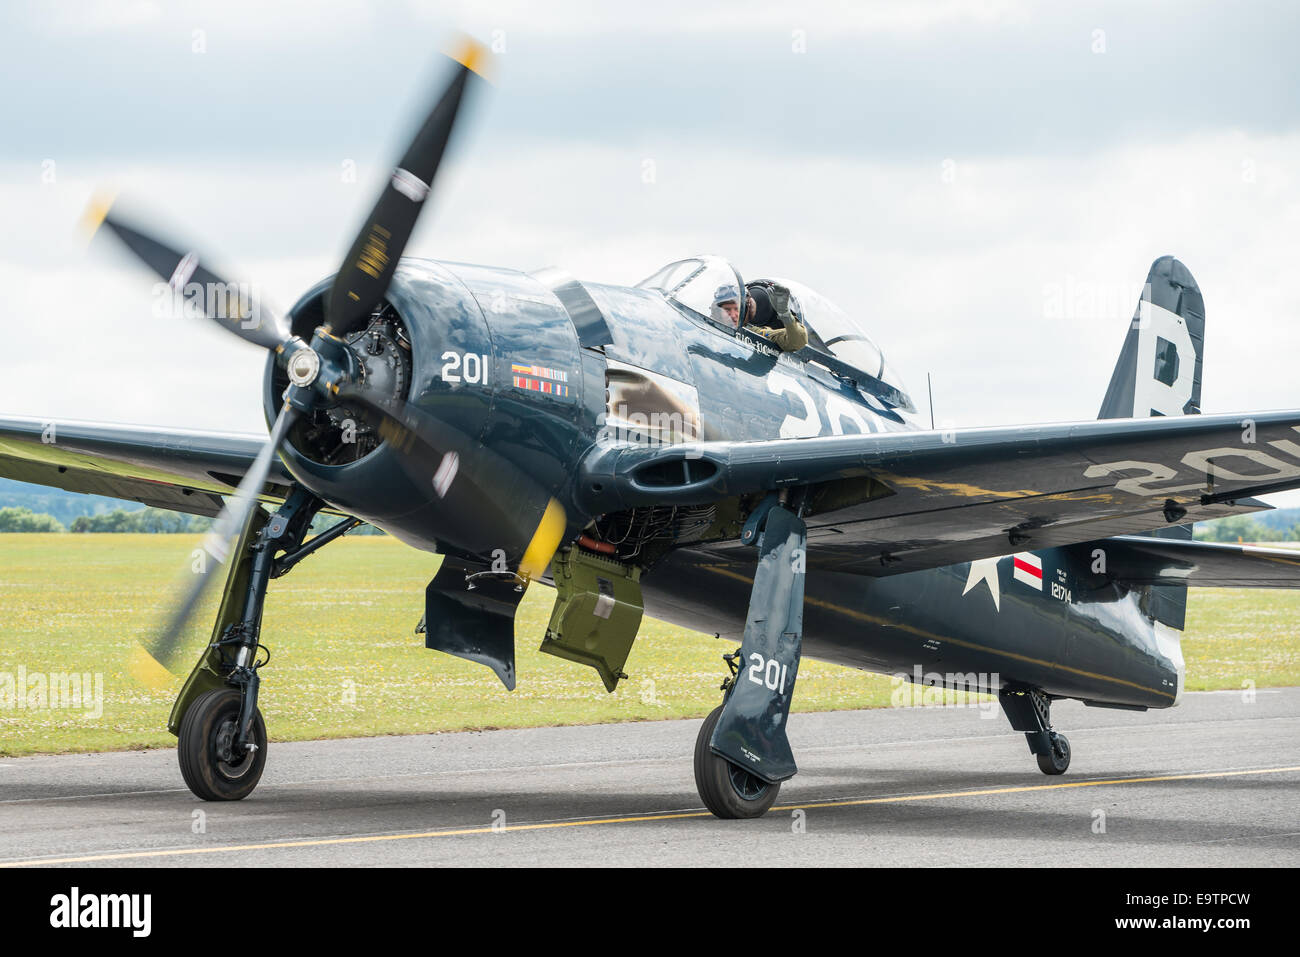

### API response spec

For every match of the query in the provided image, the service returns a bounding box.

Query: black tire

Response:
[693,704,780,819]
[1036,732,1070,775]
[178,688,267,801]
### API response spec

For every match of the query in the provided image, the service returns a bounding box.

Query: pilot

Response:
[710,284,743,327]
[711,282,808,353]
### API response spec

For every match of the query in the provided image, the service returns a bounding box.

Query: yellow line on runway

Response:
[771,764,1300,811]
[4,765,1297,867]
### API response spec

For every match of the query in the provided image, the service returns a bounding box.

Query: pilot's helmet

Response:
[710,284,740,326]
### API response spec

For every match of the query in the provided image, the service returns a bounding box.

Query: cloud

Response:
[408,0,1033,37]
[3,125,1298,435]
[3,0,1298,164]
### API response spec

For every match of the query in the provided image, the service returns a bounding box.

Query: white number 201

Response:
[442,351,489,384]
[747,652,788,694]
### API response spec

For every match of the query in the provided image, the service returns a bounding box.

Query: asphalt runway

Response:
[1,689,1297,867]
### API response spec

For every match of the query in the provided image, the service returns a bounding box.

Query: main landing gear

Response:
[694,698,779,818]
[999,686,1071,775]
[171,487,357,801]
[693,495,807,819]
[178,688,268,800]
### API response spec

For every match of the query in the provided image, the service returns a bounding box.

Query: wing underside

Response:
[0,416,293,518]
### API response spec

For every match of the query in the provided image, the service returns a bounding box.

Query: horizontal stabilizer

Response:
[1082,535,1300,588]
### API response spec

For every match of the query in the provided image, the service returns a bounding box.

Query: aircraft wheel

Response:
[693,705,780,819]
[178,688,267,801]
[1036,732,1070,775]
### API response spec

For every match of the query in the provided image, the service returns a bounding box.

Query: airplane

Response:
[7,40,1300,819]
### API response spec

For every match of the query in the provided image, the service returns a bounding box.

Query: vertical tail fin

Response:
[1098,256,1205,420]
[1099,256,1205,629]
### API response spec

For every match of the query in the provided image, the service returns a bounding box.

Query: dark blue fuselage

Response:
[268,260,1184,711]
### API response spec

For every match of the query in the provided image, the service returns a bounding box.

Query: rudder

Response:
[1098,255,1205,420]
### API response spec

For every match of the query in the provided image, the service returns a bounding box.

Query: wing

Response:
[0,416,294,517]
[1078,535,1300,588]
[578,408,1300,575]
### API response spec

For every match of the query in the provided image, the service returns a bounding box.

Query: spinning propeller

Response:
[86,41,491,684]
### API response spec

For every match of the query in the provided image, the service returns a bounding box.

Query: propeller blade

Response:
[325,41,487,336]
[130,404,299,686]
[82,195,292,351]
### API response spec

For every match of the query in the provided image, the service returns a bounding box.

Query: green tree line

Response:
[0,501,1287,542]
[0,505,381,536]
[0,506,214,533]
[1193,515,1300,544]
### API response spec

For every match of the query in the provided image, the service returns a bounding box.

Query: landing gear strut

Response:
[172,487,353,801]
[999,686,1071,775]
[693,495,807,819]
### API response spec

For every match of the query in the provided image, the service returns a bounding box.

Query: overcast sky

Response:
[3,0,1299,496]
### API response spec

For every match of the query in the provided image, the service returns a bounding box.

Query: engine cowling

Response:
[264,259,591,562]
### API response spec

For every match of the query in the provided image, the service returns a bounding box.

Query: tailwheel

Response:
[178,688,267,801]
[999,687,1072,777]
[1036,732,1071,775]
[693,705,780,819]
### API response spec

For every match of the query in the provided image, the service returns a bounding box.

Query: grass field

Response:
[1,533,1296,756]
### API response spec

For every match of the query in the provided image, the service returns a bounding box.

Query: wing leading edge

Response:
[578,408,1300,576]
[0,416,293,518]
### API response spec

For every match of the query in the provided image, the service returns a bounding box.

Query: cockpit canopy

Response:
[637,256,746,331]
[636,256,911,409]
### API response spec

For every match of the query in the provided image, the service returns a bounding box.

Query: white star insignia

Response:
[962,556,1004,611]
